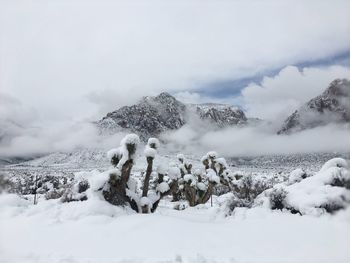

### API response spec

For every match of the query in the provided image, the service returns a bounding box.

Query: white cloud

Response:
[162,122,350,157]
[0,121,127,158]
[237,65,350,125]
[1,0,350,122]
[173,91,233,105]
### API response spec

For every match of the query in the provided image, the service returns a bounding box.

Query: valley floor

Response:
[1,193,349,263]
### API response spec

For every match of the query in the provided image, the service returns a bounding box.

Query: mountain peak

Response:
[97,92,247,139]
[155,92,174,99]
[325,78,350,97]
[278,78,350,134]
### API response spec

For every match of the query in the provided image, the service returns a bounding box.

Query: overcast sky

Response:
[1,0,350,124]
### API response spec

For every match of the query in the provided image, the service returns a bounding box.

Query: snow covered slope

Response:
[278,78,350,134]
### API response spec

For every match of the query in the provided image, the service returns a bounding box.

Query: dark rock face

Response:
[193,104,247,127]
[278,79,350,134]
[97,93,247,139]
[98,92,187,139]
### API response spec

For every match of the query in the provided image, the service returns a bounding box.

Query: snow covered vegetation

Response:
[255,158,350,215]
[1,133,350,262]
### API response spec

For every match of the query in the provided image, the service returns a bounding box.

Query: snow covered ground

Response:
[1,151,350,263]
[1,192,350,263]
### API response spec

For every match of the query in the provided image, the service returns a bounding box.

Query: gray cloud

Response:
[0,120,127,158]
[1,0,350,122]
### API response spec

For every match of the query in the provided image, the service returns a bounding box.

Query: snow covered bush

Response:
[171,151,236,207]
[232,174,271,202]
[226,195,250,214]
[61,179,90,203]
[225,173,273,212]
[1,171,73,203]
[269,186,288,211]
[256,158,350,215]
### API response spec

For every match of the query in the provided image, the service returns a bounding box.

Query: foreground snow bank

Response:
[256,158,350,215]
[1,192,350,263]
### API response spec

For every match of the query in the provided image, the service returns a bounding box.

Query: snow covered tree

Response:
[103,134,174,213]
[140,138,160,213]
[100,135,240,210]
[175,151,235,207]
[103,134,141,211]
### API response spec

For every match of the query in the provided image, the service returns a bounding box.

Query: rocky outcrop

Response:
[191,103,247,127]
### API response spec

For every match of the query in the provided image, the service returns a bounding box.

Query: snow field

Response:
[1,192,350,263]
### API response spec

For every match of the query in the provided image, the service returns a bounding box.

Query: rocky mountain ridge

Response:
[97,92,247,139]
[278,78,350,134]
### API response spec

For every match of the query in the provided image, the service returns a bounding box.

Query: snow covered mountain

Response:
[278,79,350,134]
[97,92,247,139]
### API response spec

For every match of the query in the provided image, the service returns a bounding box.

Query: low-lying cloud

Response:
[161,122,350,157]
[0,120,127,159]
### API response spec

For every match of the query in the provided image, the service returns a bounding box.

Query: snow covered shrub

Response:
[269,186,288,210]
[232,174,271,202]
[226,195,250,214]
[213,184,231,196]
[61,179,90,203]
[256,158,350,215]
[45,189,64,200]
[43,177,72,200]
[173,151,236,207]
[225,173,273,213]
[3,171,73,201]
